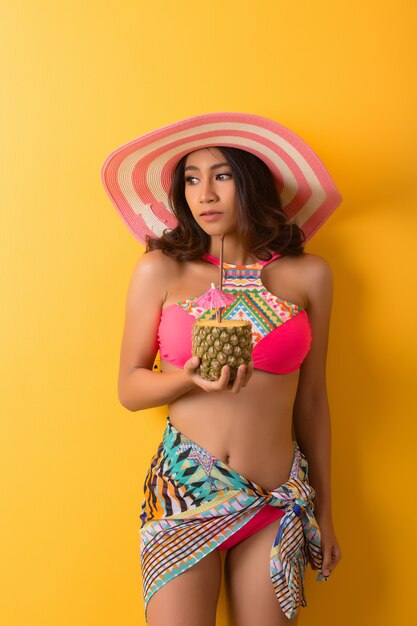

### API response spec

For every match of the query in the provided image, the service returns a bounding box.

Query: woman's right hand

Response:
[183,356,253,394]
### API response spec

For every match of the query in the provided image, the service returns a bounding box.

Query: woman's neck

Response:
[208,235,258,266]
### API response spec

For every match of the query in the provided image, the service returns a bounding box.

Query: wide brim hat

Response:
[101,112,342,245]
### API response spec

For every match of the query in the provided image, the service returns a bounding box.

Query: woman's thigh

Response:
[224,517,299,626]
[146,549,222,626]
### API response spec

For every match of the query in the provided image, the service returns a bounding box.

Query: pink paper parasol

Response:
[194,283,235,310]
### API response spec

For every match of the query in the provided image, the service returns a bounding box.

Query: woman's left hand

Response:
[317,516,342,578]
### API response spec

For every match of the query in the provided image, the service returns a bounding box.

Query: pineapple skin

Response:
[191,321,253,382]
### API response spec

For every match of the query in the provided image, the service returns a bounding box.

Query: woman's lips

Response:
[199,211,223,222]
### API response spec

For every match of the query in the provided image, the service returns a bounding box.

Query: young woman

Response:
[102,113,342,626]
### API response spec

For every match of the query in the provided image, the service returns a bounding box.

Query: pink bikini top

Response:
[158,253,312,375]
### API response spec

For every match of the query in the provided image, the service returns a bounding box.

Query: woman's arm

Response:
[117,251,194,411]
[292,253,341,576]
[118,251,251,412]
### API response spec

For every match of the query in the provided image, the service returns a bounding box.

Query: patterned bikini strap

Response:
[258,252,283,267]
[202,253,220,266]
[202,252,282,267]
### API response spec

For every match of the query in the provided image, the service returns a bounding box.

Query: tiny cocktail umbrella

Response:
[193,282,235,311]
[193,234,234,322]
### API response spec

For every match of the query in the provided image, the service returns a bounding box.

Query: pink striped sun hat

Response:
[101,112,342,245]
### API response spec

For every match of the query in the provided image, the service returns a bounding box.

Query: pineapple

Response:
[191,319,253,382]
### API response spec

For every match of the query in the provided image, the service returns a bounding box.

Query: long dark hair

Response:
[146,146,306,261]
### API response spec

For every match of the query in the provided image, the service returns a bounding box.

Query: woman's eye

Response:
[184,173,232,185]
[184,176,198,185]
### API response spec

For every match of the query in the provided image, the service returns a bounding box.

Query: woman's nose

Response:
[199,179,217,203]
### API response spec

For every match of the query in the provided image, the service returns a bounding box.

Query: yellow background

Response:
[1,1,416,625]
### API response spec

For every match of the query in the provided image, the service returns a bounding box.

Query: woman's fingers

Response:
[184,357,253,393]
[322,543,341,578]
[322,545,333,577]
[231,361,253,391]
[187,362,232,392]
[241,360,254,387]
[230,364,246,393]
[218,364,232,387]
[183,356,201,375]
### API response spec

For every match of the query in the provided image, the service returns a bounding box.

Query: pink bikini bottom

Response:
[217,504,285,551]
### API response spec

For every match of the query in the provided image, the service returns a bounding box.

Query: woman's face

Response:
[183,147,238,236]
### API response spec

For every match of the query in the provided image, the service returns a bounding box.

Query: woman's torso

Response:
[158,252,311,491]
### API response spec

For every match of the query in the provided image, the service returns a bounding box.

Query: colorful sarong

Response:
[139,417,326,621]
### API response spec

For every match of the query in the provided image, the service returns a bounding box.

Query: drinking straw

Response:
[217,234,225,323]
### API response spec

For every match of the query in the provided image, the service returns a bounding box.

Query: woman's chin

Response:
[198,222,236,237]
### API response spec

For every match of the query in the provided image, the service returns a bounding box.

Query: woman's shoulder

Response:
[134,249,181,275]
[271,250,331,274]
[291,252,333,305]
[291,251,332,273]
[270,251,332,307]
[129,250,182,293]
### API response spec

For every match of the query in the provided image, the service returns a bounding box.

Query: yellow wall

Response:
[2,1,416,625]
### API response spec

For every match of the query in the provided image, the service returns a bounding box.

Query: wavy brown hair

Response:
[145,146,306,261]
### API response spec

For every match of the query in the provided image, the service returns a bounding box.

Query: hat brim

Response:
[101,112,342,245]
